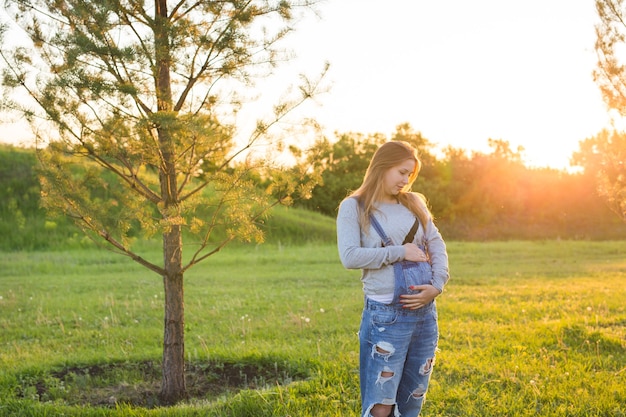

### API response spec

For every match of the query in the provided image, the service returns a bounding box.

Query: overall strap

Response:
[402,218,420,245]
[369,215,394,247]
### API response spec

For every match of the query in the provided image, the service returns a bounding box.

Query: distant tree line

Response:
[1,123,625,251]
[296,123,626,240]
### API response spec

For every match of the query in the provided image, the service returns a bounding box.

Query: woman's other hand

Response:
[399,285,440,309]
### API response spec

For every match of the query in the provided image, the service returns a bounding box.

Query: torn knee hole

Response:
[380,370,394,378]
[373,341,395,355]
[419,357,435,375]
[411,385,427,399]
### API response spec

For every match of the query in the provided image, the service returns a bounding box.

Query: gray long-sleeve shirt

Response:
[336,196,450,301]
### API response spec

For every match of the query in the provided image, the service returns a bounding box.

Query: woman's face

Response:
[382,158,416,199]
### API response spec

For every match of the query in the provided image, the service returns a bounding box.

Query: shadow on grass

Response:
[13,356,311,408]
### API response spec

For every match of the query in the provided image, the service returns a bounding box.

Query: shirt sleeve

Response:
[336,198,406,270]
[423,218,450,293]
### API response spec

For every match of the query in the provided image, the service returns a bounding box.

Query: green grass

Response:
[0,241,625,416]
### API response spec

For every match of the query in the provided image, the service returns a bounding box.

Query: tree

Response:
[572,130,626,221]
[298,132,384,216]
[0,0,324,404]
[595,0,626,115]
[592,0,626,220]
[438,139,530,238]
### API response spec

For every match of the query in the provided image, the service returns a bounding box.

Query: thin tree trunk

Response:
[159,226,187,404]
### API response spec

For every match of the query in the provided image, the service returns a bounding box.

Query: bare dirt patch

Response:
[15,359,308,408]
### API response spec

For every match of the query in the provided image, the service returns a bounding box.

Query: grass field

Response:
[0,240,625,416]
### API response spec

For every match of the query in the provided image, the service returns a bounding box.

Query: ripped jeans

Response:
[358,296,439,417]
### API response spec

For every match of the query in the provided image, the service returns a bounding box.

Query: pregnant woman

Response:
[336,140,450,417]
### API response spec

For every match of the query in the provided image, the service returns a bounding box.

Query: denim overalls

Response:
[359,215,439,417]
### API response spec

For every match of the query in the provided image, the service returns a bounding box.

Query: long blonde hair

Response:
[350,140,432,231]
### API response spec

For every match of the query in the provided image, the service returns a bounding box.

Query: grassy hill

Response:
[0,202,337,252]
[0,144,336,251]
[260,205,336,245]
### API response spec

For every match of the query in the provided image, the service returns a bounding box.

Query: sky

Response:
[0,0,618,170]
[256,0,616,170]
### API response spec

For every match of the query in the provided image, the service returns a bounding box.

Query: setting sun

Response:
[247,0,614,171]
